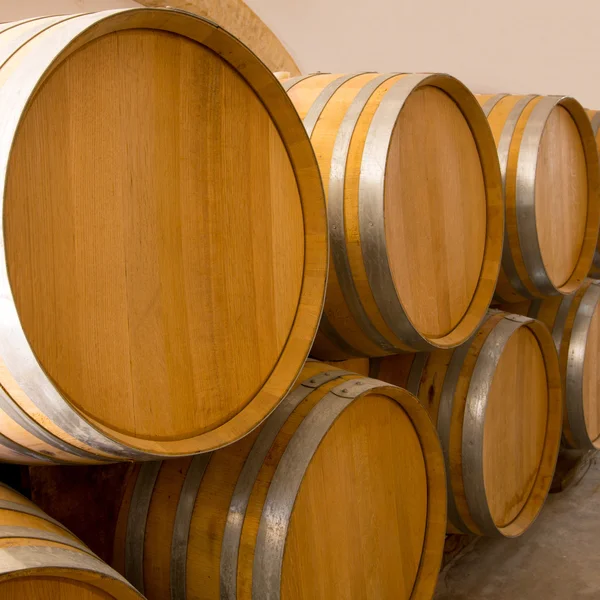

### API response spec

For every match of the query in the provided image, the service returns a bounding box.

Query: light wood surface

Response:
[136,0,300,75]
[7,28,303,440]
[483,327,548,527]
[0,10,327,460]
[282,394,427,599]
[535,106,588,288]
[385,86,487,338]
[370,312,562,538]
[477,94,599,301]
[284,73,503,358]
[113,361,446,599]
[583,301,600,443]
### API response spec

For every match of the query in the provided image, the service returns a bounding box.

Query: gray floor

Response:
[435,458,600,599]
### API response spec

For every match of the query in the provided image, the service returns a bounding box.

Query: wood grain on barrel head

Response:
[583,302,600,443]
[535,106,588,288]
[385,86,487,338]
[0,578,114,600]
[5,30,304,440]
[483,327,548,528]
[281,393,427,600]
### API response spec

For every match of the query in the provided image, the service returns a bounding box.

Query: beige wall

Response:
[0,0,141,21]
[2,0,597,108]
[245,0,600,109]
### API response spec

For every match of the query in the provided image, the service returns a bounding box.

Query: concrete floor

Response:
[435,457,600,599]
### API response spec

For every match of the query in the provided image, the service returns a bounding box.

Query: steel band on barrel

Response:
[299,72,371,358]
[220,369,352,599]
[171,454,212,600]
[125,461,161,593]
[492,95,538,300]
[327,73,401,352]
[252,378,383,599]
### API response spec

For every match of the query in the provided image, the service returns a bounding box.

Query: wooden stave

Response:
[0,483,142,599]
[113,361,447,599]
[283,72,504,359]
[0,15,128,465]
[501,279,600,450]
[0,8,327,461]
[479,94,600,302]
[370,311,562,538]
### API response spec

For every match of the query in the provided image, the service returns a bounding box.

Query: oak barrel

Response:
[112,360,446,599]
[0,9,327,463]
[477,94,600,302]
[0,482,142,599]
[371,312,562,537]
[586,109,600,278]
[500,279,600,450]
[282,73,503,359]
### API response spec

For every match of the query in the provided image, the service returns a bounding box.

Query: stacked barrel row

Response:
[0,5,596,600]
[282,72,600,540]
[28,359,447,600]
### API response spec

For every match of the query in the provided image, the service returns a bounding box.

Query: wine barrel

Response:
[371,311,562,537]
[282,73,503,359]
[477,94,600,302]
[112,360,446,599]
[0,9,326,463]
[500,279,600,450]
[586,109,600,278]
[0,482,142,599]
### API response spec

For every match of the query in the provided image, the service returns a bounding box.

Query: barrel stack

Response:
[366,91,600,538]
[0,4,595,600]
